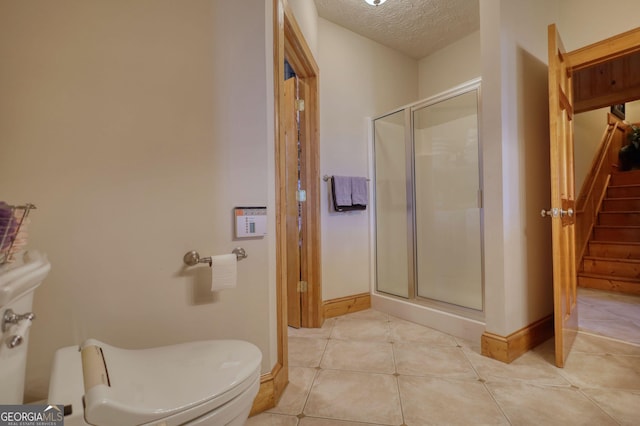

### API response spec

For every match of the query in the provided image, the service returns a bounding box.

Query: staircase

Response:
[579,169,640,295]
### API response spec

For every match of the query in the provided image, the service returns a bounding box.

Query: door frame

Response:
[566,28,640,73]
[549,25,640,367]
[276,0,322,330]
[272,0,322,397]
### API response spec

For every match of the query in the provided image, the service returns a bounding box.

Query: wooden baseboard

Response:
[249,362,287,416]
[481,315,554,363]
[251,292,371,416]
[323,293,371,319]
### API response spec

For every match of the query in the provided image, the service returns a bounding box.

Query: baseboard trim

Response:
[251,292,372,416]
[481,314,554,363]
[323,293,371,319]
[250,362,287,416]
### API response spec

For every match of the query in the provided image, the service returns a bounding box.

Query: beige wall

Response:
[318,18,418,301]
[418,31,481,99]
[480,0,558,336]
[574,108,610,193]
[627,102,640,123]
[0,0,276,401]
[559,0,640,51]
[288,0,319,59]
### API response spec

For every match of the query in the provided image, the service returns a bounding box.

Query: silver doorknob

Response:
[540,208,573,218]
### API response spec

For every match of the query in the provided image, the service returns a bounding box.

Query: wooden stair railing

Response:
[575,113,629,269]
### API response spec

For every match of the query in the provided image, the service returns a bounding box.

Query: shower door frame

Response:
[372,78,485,321]
[372,106,416,299]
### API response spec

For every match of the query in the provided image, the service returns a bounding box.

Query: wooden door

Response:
[297,78,312,326]
[284,77,301,328]
[546,25,640,366]
[547,24,578,368]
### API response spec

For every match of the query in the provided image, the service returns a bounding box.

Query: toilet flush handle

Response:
[2,308,35,349]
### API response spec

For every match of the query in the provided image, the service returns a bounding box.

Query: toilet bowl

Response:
[48,338,262,426]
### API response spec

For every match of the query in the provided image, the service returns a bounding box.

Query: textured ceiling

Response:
[313,0,480,59]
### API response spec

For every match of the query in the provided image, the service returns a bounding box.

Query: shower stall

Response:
[371,79,485,340]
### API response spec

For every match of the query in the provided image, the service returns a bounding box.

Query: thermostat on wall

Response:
[234,207,267,238]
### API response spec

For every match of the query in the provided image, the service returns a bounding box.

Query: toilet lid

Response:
[81,338,262,426]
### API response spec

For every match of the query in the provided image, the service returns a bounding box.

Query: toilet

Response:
[0,251,262,426]
[48,338,262,426]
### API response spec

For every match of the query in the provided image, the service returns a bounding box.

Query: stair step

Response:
[581,171,640,296]
[607,184,640,199]
[610,170,640,186]
[581,256,640,278]
[588,241,640,259]
[593,225,640,242]
[598,211,640,226]
[578,272,640,295]
[602,198,640,211]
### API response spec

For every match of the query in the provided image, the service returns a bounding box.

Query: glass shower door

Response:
[413,91,483,310]
[374,110,412,298]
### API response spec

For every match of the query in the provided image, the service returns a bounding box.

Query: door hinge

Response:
[296,189,307,202]
[297,281,308,293]
[295,99,305,112]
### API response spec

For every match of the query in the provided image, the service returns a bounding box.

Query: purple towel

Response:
[351,177,368,206]
[333,176,352,206]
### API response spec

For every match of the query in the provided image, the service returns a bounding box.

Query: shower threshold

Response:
[371,291,485,344]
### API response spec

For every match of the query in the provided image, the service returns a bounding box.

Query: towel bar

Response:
[322,175,370,181]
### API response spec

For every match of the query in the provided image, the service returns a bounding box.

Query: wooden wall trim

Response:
[249,362,286,417]
[323,293,371,319]
[567,26,640,72]
[481,315,554,363]
[273,0,288,409]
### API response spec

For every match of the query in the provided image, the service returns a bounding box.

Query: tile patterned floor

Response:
[247,301,640,426]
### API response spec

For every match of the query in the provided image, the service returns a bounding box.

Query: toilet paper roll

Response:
[210,254,237,291]
[81,345,109,391]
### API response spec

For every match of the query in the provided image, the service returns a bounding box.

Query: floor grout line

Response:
[251,301,640,426]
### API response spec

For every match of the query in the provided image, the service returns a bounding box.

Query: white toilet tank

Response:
[0,251,51,403]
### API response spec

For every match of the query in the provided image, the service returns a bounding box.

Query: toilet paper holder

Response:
[183,247,247,267]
